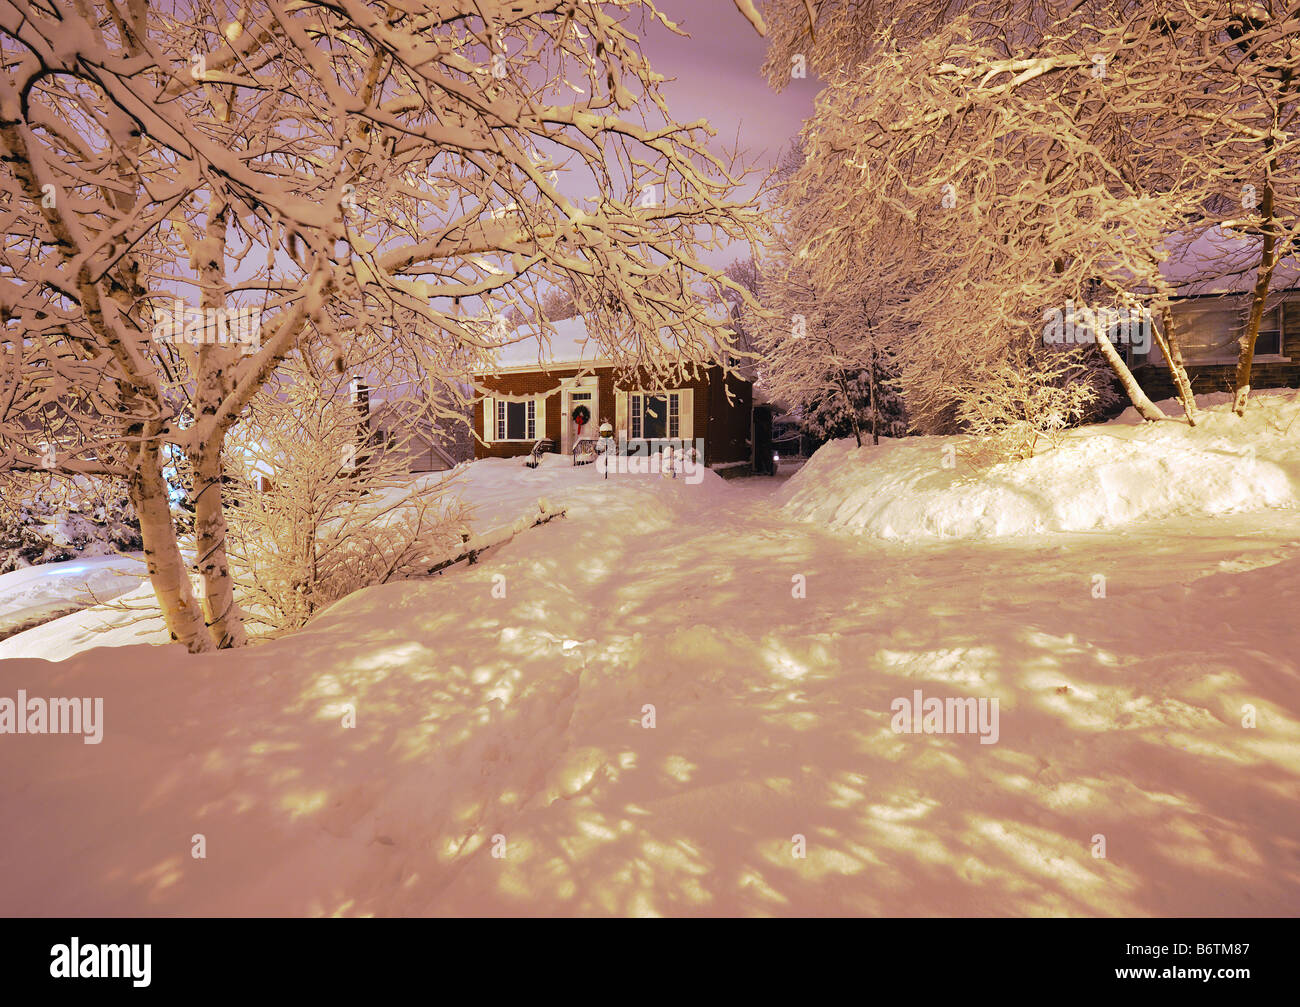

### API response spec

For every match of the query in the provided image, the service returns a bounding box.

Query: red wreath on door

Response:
[571,403,591,437]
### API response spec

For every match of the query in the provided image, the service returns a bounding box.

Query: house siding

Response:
[705,366,753,466]
[395,435,454,473]
[365,403,458,474]
[1133,293,1300,401]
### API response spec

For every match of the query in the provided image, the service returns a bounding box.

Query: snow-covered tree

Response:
[720,256,763,357]
[0,472,142,573]
[754,207,915,443]
[800,362,907,447]
[536,285,579,324]
[753,0,1300,433]
[1,0,764,651]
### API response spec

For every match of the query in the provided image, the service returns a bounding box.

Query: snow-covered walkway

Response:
[2,461,1298,916]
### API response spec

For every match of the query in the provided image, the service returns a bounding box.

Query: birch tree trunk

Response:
[192,440,244,648]
[128,432,212,652]
[190,196,246,648]
[1094,331,1166,421]
[1154,307,1198,426]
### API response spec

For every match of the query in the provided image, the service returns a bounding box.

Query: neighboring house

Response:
[472,317,754,471]
[367,399,460,473]
[352,382,459,475]
[1129,232,1300,400]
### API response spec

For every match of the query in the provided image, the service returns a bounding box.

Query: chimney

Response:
[350,376,369,414]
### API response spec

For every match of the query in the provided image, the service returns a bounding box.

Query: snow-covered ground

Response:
[2,402,1298,916]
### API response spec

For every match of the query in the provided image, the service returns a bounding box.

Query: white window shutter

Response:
[484,396,495,443]
[615,390,629,442]
[677,388,694,442]
[535,393,547,442]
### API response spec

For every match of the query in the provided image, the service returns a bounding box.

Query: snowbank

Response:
[777,390,1300,541]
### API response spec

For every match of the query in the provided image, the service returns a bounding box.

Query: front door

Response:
[562,388,595,456]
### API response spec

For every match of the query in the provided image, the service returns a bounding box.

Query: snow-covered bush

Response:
[0,475,142,573]
[955,348,1104,466]
[223,357,471,635]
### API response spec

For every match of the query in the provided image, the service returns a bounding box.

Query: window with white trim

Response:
[1257,307,1283,357]
[496,398,538,441]
[630,391,682,440]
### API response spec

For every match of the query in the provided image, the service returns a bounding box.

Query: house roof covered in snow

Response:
[1160,230,1300,298]
[478,313,737,374]
[487,316,602,370]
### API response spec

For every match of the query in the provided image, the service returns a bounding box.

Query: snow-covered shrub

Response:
[955,347,1103,466]
[0,475,142,573]
[161,442,196,535]
[223,357,472,635]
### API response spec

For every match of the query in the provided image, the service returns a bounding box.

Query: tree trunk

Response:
[868,347,880,445]
[1234,256,1276,418]
[1094,330,1166,420]
[191,195,246,648]
[193,441,246,649]
[838,368,862,447]
[129,438,212,652]
[1234,130,1281,417]
[1154,306,1198,426]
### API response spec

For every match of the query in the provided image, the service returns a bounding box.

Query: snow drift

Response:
[777,391,1300,541]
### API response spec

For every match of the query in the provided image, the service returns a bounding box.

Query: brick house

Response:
[473,317,754,471]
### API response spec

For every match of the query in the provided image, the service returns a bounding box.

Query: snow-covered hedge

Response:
[0,480,142,574]
[776,390,1300,540]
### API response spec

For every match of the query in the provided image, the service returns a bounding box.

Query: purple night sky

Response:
[633,1,821,264]
[639,1,820,168]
